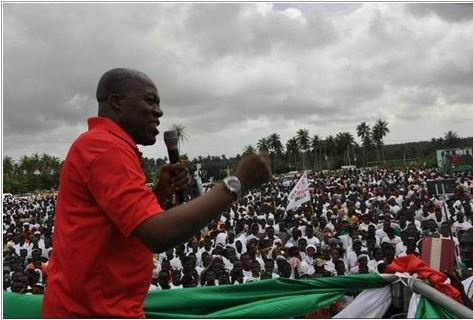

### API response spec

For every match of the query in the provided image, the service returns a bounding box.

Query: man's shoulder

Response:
[73,127,128,150]
[68,128,135,164]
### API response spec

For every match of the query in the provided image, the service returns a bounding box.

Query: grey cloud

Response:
[406,4,473,22]
[3,3,473,160]
[180,3,338,58]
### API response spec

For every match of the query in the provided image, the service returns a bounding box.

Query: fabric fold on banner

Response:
[143,275,388,318]
[3,274,389,319]
[333,285,392,318]
[414,296,457,318]
[407,292,421,318]
[407,291,459,318]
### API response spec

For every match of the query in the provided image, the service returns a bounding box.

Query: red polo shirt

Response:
[42,117,163,318]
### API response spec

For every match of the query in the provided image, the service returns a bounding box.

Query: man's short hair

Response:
[96,68,150,103]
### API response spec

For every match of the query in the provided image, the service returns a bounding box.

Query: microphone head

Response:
[164,130,179,149]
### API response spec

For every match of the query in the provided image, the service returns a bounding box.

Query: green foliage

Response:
[4,131,473,194]
[3,153,62,194]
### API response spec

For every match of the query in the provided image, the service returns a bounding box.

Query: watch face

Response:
[228,179,240,191]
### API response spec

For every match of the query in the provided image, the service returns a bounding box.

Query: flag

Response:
[386,254,462,302]
[286,171,311,212]
[420,237,456,273]
[3,273,460,319]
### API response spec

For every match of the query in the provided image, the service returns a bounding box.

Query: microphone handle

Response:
[167,148,186,204]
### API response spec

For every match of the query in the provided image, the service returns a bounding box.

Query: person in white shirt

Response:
[263,259,280,279]
[286,227,302,248]
[196,235,214,267]
[395,193,404,207]
[359,214,376,234]
[245,223,260,244]
[388,197,401,216]
[326,218,336,233]
[406,210,422,231]
[453,213,473,236]
[381,227,402,246]
[243,261,261,283]
[416,205,436,223]
[375,220,390,239]
[303,225,321,247]
[346,239,364,272]
[155,271,171,290]
[215,230,228,247]
[350,254,369,274]
[368,248,384,273]
[299,244,317,276]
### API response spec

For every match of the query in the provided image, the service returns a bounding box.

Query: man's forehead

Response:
[129,76,158,94]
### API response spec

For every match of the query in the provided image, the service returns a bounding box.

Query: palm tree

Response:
[325,135,335,169]
[19,155,34,175]
[356,122,372,166]
[39,153,61,175]
[296,129,310,170]
[242,145,256,156]
[335,132,355,165]
[444,131,460,148]
[310,135,321,171]
[171,124,188,150]
[268,133,284,155]
[30,153,42,175]
[319,139,327,170]
[257,137,270,152]
[286,138,300,170]
[372,119,390,163]
[3,156,16,178]
[267,133,284,172]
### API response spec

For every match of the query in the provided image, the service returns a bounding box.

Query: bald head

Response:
[96,68,153,104]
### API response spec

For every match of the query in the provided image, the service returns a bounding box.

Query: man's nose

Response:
[153,105,163,118]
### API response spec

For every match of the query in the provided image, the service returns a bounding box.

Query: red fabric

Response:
[42,117,163,318]
[386,254,462,302]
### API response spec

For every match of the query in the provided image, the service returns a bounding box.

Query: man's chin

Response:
[139,137,157,146]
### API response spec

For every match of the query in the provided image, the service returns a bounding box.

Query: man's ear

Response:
[108,93,124,114]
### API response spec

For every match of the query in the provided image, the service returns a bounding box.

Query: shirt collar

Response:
[87,116,142,158]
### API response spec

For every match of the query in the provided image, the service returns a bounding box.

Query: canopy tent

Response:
[2,274,463,319]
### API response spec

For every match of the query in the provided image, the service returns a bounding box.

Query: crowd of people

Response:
[3,167,473,308]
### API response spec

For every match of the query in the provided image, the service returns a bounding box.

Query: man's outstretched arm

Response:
[133,153,271,253]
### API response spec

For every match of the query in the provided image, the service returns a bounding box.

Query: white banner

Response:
[334,285,392,318]
[286,171,311,212]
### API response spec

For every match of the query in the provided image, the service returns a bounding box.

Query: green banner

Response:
[3,274,387,318]
[2,274,458,319]
[415,296,457,319]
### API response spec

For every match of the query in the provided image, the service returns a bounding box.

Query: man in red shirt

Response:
[42,68,271,318]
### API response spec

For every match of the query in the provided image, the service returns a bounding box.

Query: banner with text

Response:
[286,171,311,212]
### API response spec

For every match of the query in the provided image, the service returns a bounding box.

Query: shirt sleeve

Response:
[87,146,163,238]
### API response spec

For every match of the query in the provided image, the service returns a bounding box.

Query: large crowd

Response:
[3,167,473,304]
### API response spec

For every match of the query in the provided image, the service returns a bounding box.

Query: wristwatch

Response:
[222,176,242,201]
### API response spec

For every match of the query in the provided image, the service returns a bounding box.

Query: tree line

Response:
[3,123,472,194]
[243,119,391,172]
[3,153,62,195]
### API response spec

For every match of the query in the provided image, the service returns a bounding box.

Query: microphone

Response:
[163,130,186,204]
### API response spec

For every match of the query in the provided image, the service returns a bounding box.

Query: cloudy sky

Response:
[3,2,473,161]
